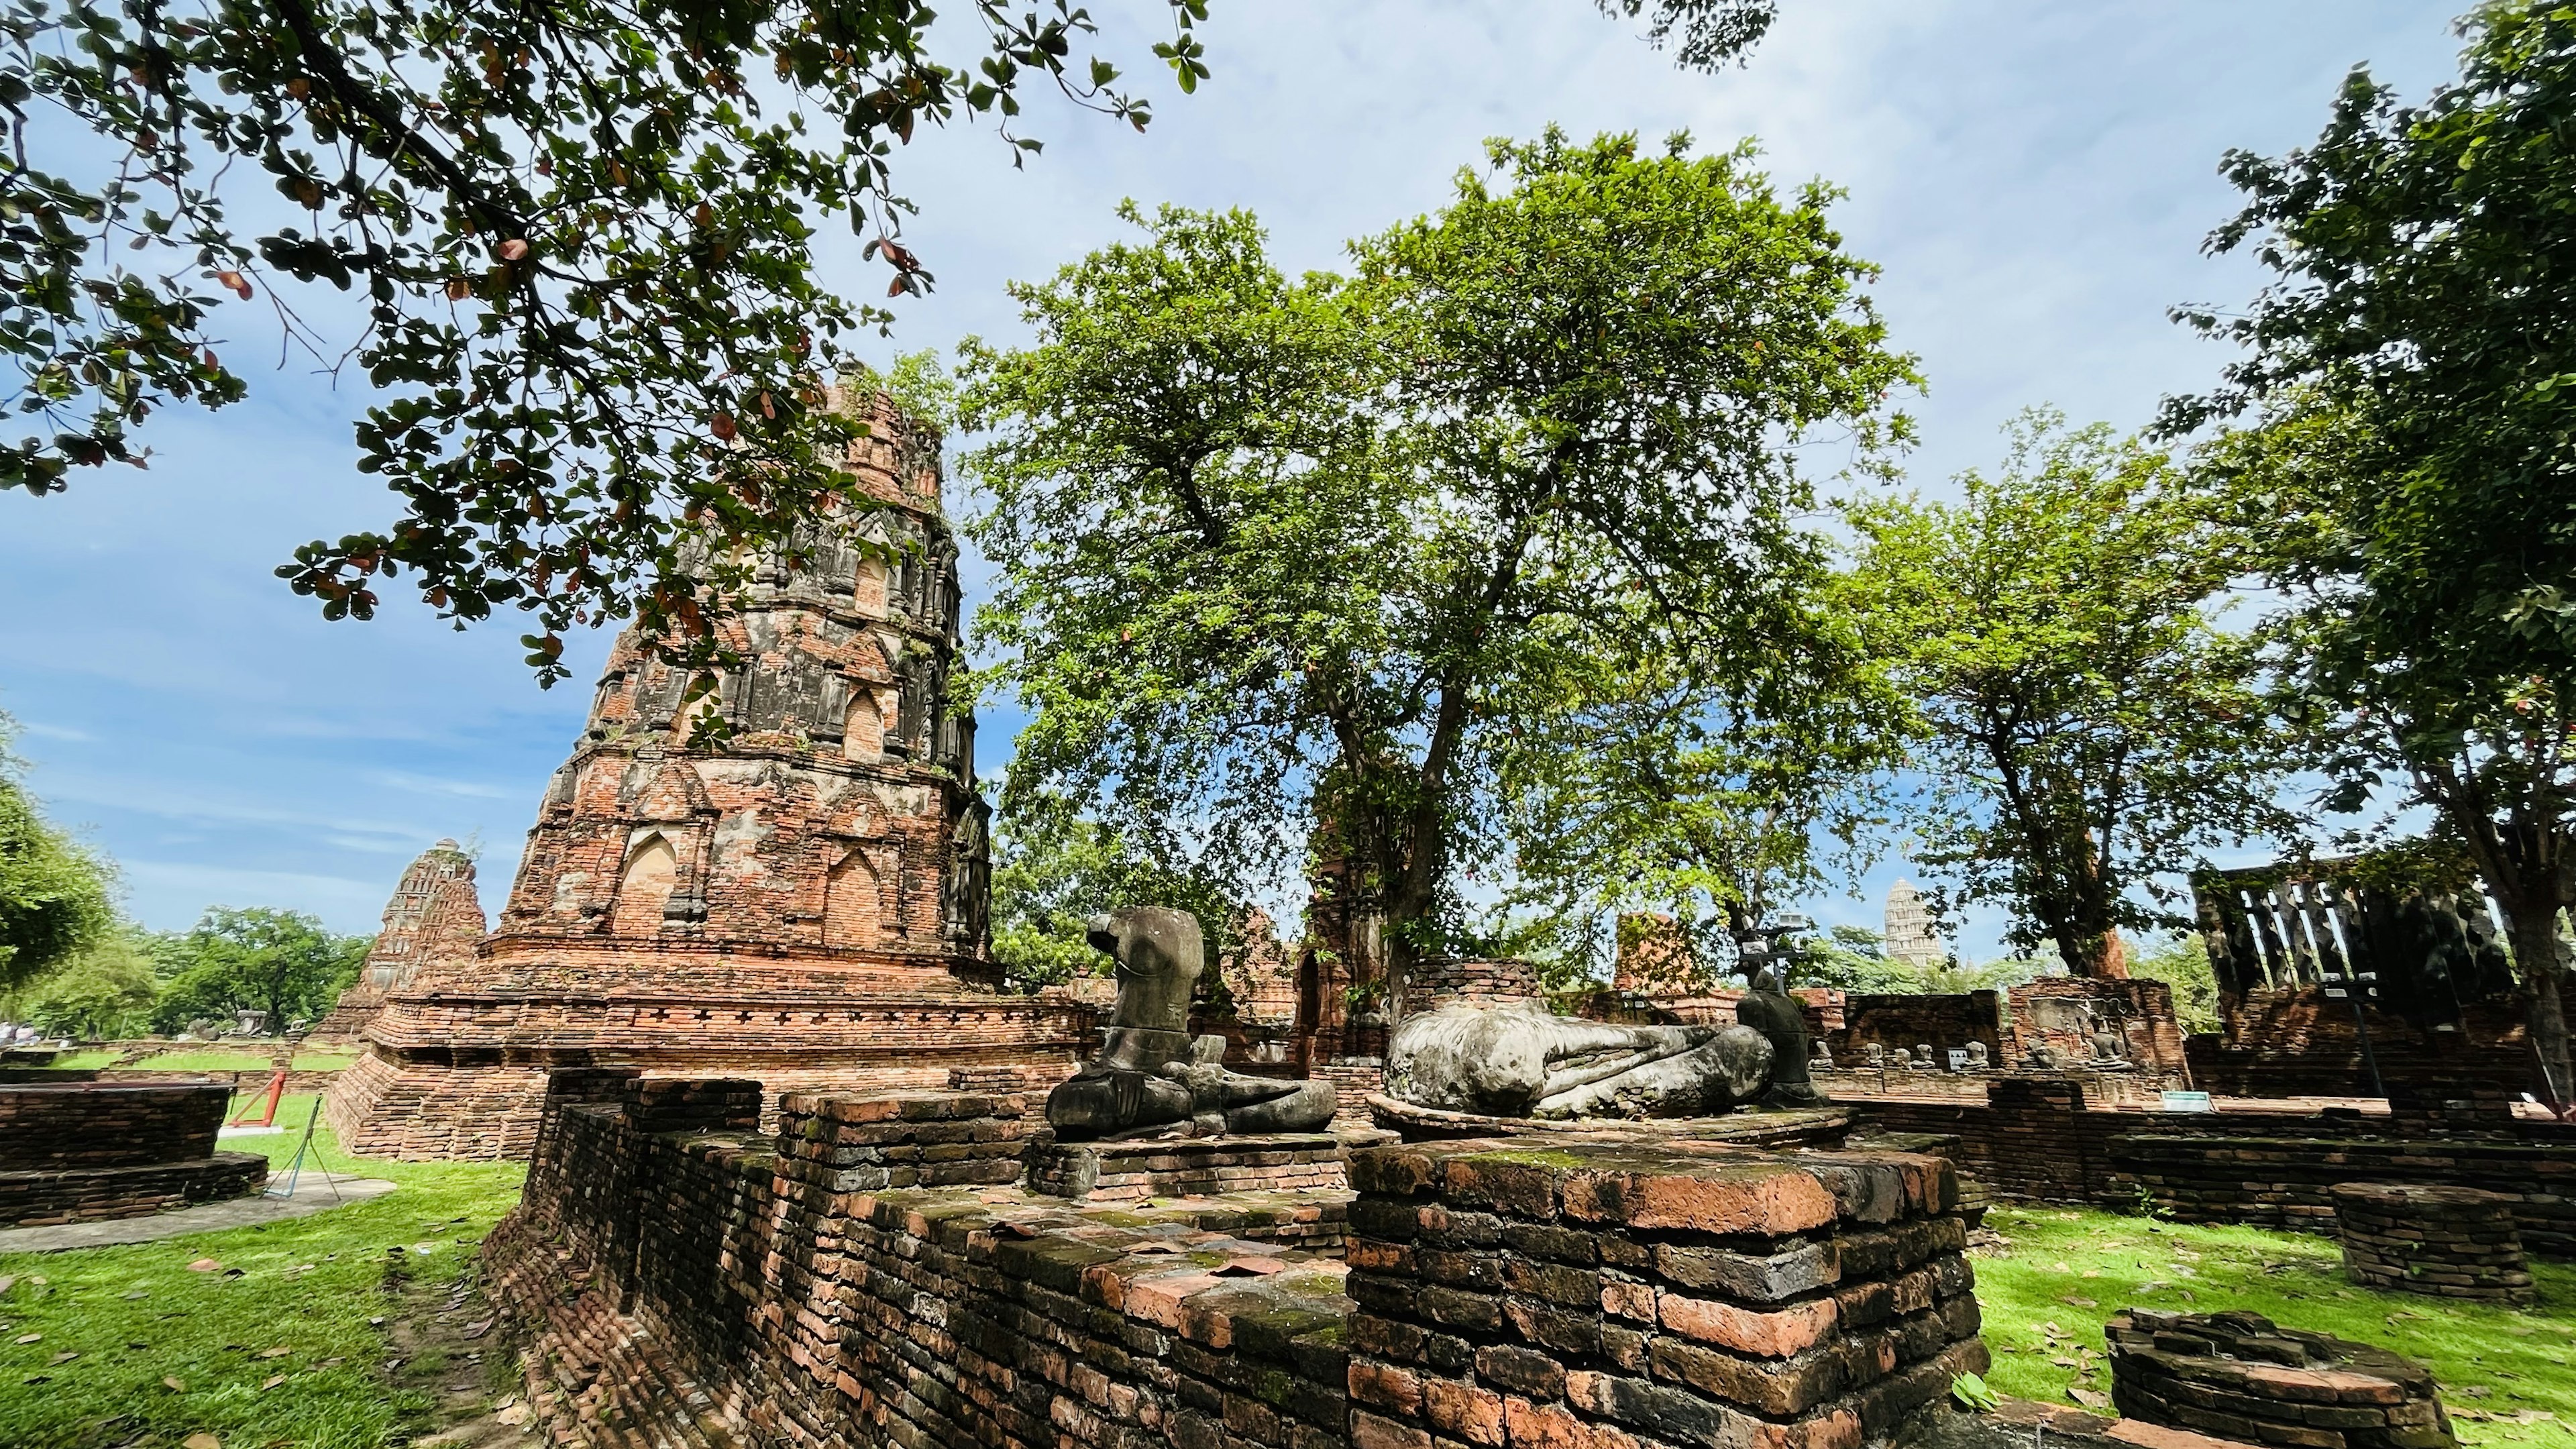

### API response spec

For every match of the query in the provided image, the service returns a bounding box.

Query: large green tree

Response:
[3,0,1778,681]
[9,924,158,1038]
[150,906,366,1032]
[0,710,116,992]
[2168,2,2576,1103]
[959,129,1916,1014]
[986,790,1247,993]
[1847,413,2293,979]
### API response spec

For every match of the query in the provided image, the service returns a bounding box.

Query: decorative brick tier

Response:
[325,975,1091,1158]
[2107,1309,2455,1449]
[2330,1182,2536,1304]
[0,1082,265,1226]
[1023,1130,1362,1201]
[1344,1136,1988,1449]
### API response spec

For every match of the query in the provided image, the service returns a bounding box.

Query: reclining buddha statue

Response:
[1044,907,1338,1140]
[1383,924,1828,1120]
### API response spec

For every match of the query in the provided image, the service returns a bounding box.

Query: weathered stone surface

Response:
[1046,907,1337,1140]
[1383,1000,1776,1118]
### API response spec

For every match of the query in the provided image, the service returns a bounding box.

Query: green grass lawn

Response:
[0,1095,525,1449]
[1977,1203,2576,1446]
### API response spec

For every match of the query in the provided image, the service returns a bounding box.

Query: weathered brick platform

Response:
[2106,1309,2455,1449]
[1023,1130,1363,1201]
[0,1081,264,1226]
[2330,1182,2536,1305]
[487,1072,1989,1448]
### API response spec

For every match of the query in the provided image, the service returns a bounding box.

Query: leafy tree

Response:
[10,924,158,1038]
[2167,3,2576,1102]
[1498,643,1902,984]
[1846,412,2294,979]
[958,131,1916,1016]
[150,906,366,1032]
[0,710,116,992]
[4,0,1782,682]
[986,791,1250,996]
[2129,931,2220,1036]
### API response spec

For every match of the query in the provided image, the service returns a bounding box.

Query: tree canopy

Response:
[1847,413,2292,978]
[2171,2,2576,1100]
[985,790,1247,994]
[958,129,1916,1010]
[5,0,1785,682]
[150,905,367,1032]
[0,710,116,992]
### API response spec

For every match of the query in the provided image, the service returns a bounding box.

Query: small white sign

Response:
[2161,1091,2216,1114]
[1945,1049,1969,1071]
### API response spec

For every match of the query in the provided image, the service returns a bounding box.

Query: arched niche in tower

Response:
[610,833,679,937]
[670,674,722,745]
[841,687,885,762]
[822,847,885,950]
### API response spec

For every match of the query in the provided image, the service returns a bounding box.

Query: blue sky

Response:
[0,1,2466,953]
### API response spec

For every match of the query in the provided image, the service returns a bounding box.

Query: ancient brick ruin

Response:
[484,1070,1988,1449]
[324,394,1088,1159]
[2106,1310,2455,1449]
[0,1081,264,1226]
[2330,1181,2537,1305]
[307,838,487,1042]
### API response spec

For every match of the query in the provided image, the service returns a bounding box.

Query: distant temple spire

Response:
[1883,879,1945,968]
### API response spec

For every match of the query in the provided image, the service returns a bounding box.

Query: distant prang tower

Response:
[324,389,1089,1160]
[1882,879,1945,969]
[306,839,486,1043]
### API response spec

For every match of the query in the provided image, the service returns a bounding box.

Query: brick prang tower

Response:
[324,390,1089,1159]
[306,839,487,1043]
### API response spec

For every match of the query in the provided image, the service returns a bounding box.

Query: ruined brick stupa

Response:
[324,392,1090,1159]
[306,839,487,1043]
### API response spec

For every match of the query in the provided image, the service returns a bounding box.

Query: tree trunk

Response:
[2502,899,2573,1109]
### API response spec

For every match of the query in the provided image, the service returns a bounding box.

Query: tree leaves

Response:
[1,0,1206,682]
[1846,411,2294,976]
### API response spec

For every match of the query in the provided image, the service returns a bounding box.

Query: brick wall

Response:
[1829,991,2006,1063]
[2009,977,2188,1072]
[490,1074,1992,1449]
[1853,1077,2576,1256]
[0,1082,266,1227]
[0,1082,228,1169]
[489,1075,1356,1449]
[2188,987,2532,1098]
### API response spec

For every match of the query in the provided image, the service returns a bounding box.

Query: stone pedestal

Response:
[0,1082,266,1226]
[1022,1130,1364,1201]
[2108,1309,2455,1449]
[2330,1181,2536,1305]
